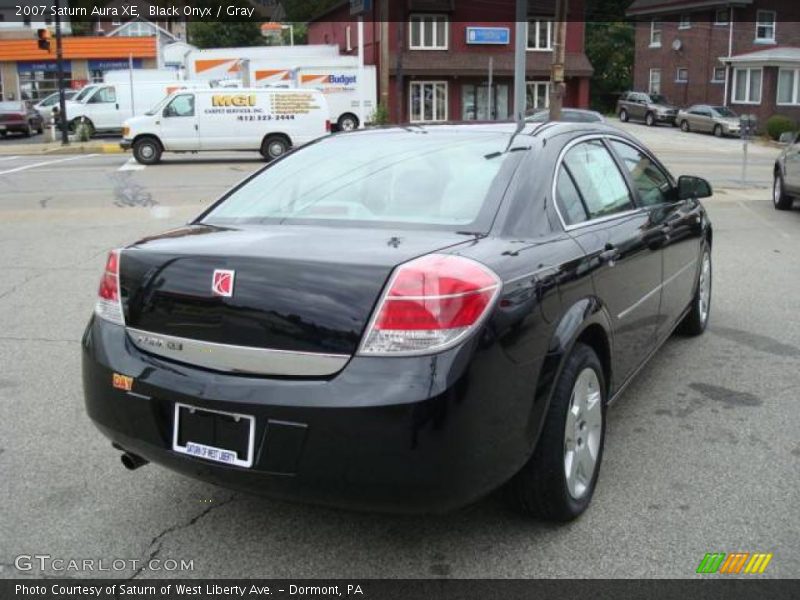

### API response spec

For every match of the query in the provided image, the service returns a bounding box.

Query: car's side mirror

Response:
[678,175,712,200]
[778,131,799,145]
[163,106,176,118]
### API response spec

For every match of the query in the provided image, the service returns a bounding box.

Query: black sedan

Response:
[82,122,713,521]
[0,101,44,137]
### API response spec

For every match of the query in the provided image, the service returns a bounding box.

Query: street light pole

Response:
[54,0,69,145]
[549,0,569,121]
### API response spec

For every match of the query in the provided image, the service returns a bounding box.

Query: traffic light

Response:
[37,28,51,52]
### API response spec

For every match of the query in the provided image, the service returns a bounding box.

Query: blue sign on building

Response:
[17,61,72,73]
[466,27,511,45]
[88,59,143,71]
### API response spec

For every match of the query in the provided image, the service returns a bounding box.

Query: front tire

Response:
[645,112,656,127]
[619,109,629,123]
[773,172,793,210]
[23,123,32,137]
[678,245,712,336]
[680,120,690,132]
[508,343,606,521]
[713,124,723,137]
[132,137,162,165]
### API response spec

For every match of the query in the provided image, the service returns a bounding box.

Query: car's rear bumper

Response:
[82,316,543,513]
[0,122,29,132]
[656,114,677,123]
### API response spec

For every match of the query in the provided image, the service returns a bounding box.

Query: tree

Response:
[585,0,636,113]
[188,22,265,48]
[282,0,342,22]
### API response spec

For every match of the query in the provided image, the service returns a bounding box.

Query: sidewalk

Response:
[0,138,125,156]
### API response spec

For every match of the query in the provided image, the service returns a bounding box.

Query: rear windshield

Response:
[711,106,736,117]
[0,102,23,111]
[201,132,522,231]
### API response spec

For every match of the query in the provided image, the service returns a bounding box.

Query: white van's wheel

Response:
[337,113,359,131]
[132,137,162,165]
[261,135,290,161]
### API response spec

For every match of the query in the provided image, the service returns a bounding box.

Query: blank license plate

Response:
[172,403,255,468]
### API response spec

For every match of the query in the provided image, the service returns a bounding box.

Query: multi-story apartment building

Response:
[628,0,800,125]
[307,0,592,124]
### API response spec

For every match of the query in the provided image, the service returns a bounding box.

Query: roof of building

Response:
[393,51,594,77]
[627,0,753,17]
[0,37,157,62]
[723,46,800,65]
[106,18,179,42]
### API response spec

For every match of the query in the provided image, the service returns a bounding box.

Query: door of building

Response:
[461,83,509,121]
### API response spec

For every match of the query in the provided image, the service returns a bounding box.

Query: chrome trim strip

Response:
[617,259,697,320]
[127,327,350,377]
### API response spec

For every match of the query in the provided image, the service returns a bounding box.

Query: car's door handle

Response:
[115,103,119,110]
[599,245,620,266]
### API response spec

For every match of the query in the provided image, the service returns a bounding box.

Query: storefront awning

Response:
[391,51,593,78]
[0,37,156,62]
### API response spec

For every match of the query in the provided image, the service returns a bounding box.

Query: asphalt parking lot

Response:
[0,125,798,579]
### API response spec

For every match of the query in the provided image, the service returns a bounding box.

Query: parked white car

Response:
[121,88,330,164]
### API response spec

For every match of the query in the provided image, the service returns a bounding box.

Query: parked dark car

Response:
[617,92,678,126]
[773,131,800,210]
[0,101,45,137]
[527,108,606,124]
[677,105,741,137]
[82,122,713,521]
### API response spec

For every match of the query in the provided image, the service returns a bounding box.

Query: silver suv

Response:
[617,91,678,127]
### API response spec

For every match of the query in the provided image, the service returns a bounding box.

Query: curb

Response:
[0,141,126,156]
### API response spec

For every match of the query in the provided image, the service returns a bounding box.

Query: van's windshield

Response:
[146,95,173,116]
[73,86,97,102]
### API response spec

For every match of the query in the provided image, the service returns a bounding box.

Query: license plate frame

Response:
[172,403,255,468]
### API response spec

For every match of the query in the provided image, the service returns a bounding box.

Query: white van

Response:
[64,80,203,135]
[292,65,377,131]
[121,88,330,165]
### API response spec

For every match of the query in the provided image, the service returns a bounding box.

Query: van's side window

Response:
[89,87,116,104]
[164,94,195,118]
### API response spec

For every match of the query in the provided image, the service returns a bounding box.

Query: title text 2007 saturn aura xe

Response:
[82,122,713,521]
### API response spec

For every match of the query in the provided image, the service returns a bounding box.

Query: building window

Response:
[649,68,661,94]
[732,68,762,104]
[676,68,689,83]
[712,67,726,83]
[527,19,553,51]
[18,69,74,102]
[650,20,662,47]
[678,14,691,29]
[462,84,509,121]
[409,14,448,50]
[410,81,447,122]
[526,81,550,111]
[714,8,730,25]
[755,10,776,42]
[777,68,800,105]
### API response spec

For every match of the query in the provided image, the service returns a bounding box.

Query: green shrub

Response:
[369,102,390,126]
[766,114,796,141]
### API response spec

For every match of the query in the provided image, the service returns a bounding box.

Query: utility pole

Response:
[379,0,390,112]
[54,0,69,145]
[512,0,527,123]
[549,0,569,121]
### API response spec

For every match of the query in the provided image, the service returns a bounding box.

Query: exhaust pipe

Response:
[120,451,148,471]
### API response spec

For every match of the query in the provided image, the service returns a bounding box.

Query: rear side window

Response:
[562,140,633,220]
[555,169,588,225]
[203,133,519,231]
[610,140,674,207]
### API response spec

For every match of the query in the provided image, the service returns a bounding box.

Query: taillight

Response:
[95,249,124,325]
[359,254,501,356]
[325,120,331,132]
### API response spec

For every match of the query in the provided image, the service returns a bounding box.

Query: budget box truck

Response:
[120,88,330,165]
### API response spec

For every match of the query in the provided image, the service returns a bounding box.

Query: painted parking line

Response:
[118,158,146,172]
[0,154,99,176]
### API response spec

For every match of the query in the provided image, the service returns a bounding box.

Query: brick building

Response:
[307,0,592,124]
[627,0,800,126]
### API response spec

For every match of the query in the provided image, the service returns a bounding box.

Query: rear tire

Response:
[619,108,628,123]
[132,137,162,165]
[23,124,32,137]
[680,120,690,132]
[508,343,606,521]
[678,244,712,336]
[337,113,359,131]
[645,112,655,127]
[261,134,290,161]
[773,172,793,210]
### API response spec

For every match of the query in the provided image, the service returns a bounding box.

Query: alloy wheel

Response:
[774,177,782,206]
[563,368,603,500]
[698,251,711,325]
